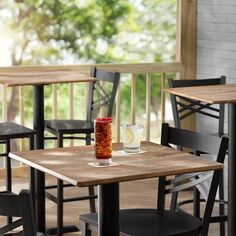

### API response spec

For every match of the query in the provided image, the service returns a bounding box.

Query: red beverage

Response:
[95,117,112,165]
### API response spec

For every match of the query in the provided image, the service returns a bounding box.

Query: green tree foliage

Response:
[114,0,176,122]
[0,0,176,125]
[0,0,131,65]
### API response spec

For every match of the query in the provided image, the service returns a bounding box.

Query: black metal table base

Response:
[33,85,46,233]
[98,183,120,236]
[228,103,236,236]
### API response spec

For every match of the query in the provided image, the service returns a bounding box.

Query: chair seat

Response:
[45,119,94,134]
[80,209,202,236]
[0,122,35,140]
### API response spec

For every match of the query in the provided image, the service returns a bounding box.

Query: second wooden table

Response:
[167,83,236,236]
[0,69,96,232]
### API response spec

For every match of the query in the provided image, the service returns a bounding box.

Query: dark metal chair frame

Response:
[0,189,44,236]
[79,123,229,236]
[44,67,120,235]
[45,67,120,145]
[168,76,226,136]
[0,122,35,193]
[168,76,227,236]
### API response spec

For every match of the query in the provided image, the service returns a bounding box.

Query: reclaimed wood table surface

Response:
[9,142,223,236]
[0,69,96,232]
[167,83,236,236]
[0,70,95,86]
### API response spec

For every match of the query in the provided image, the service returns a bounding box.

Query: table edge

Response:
[9,152,78,186]
[9,152,223,187]
[165,88,217,104]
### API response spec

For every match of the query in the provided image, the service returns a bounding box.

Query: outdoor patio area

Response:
[1,0,236,235]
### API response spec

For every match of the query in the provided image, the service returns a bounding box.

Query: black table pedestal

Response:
[228,103,236,236]
[33,85,45,233]
[98,183,120,236]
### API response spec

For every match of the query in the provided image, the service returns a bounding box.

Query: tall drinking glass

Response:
[95,117,112,166]
[121,124,144,153]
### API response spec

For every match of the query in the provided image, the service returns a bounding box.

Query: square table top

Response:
[0,70,96,86]
[167,84,236,104]
[9,142,223,187]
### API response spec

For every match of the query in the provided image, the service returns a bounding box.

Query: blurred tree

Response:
[0,0,131,121]
[116,0,176,121]
[0,0,176,124]
[0,0,131,65]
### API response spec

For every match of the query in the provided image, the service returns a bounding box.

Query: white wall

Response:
[197,0,236,198]
[197,0,236,84]
[197,0,236,133]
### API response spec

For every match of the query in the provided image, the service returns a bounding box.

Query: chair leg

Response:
[30,167,36,212]
[29,134,35,150]
[57,179,64,236]
[219,171,225,236]
[88,186,96,213]
[5,139,11,192]
[5,139,12,225]
[57,132,63,148]
[80,221,92,236]
[170,192,178,212]
[86,134,91,145]
[193,187,200,218]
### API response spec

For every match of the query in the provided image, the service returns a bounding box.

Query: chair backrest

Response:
[86,67,120,121]
[0,190,37,236]
[158,123,228,235]
[168,76,226,136]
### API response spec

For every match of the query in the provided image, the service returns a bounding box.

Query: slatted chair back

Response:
[0,190,37,236]
[159,123,228,235]
[86,67,120,121]
[168,77,226,136]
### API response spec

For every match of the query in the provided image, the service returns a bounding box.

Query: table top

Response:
[0,70,96,86]
[9,142,223,187]
[167,83,236,104]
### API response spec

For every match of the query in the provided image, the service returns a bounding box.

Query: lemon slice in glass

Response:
[123,128,134,144]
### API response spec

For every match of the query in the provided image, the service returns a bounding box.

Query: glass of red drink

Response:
[94,117,112,166]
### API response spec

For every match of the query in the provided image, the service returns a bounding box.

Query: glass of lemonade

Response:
[95,117,112,165]
[120,124,144,153]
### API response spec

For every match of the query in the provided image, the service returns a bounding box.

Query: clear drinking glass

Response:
[120,124,144,153]
[95,117,112,165]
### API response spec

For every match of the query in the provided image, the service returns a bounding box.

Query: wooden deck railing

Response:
[0,62,181,176]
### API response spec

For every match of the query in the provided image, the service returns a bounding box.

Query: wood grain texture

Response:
[0,70,96,86]
[176,0,196,131]
[176,0,196,80]
[9,142,223,187]
[167,84,236,104]
[0,62,181,75]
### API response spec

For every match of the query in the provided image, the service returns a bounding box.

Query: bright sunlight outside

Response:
[0,23,12,66]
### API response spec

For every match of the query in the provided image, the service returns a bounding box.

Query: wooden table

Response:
[9,142,223,236]
[167,84,236,236]
[0,69,96,232]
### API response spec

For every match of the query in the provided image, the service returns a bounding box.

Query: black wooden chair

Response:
[79,123,229,236]
[168,77,227,236]
[0,122,35,192]
[0,189,44,236]
[44,67,120,235]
